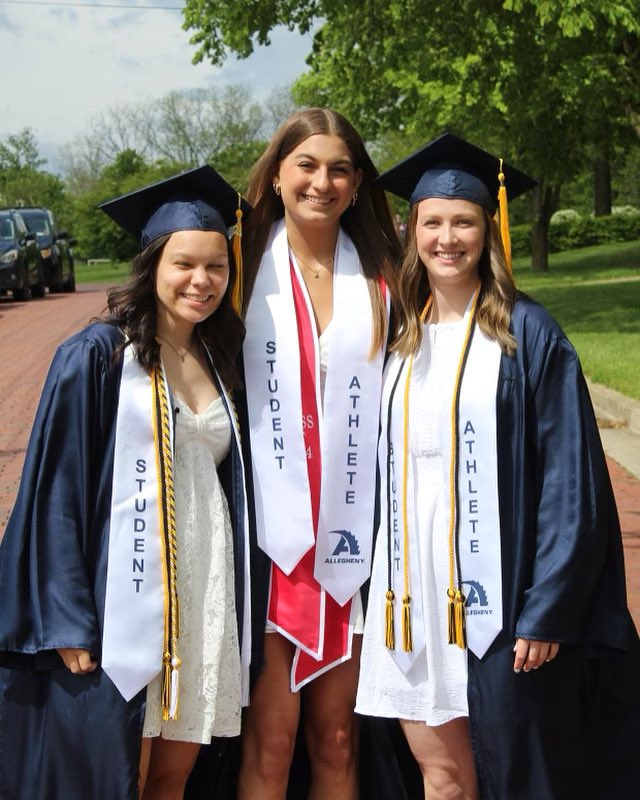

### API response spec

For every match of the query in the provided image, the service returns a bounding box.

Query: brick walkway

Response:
[0,285,639,633]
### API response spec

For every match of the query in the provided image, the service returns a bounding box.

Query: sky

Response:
[0,0,312,169]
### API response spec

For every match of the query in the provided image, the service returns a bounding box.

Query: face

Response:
[274,134,362,231]
[154,229,229,335]
[415,197,486,291]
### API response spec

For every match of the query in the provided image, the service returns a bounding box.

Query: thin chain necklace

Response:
[290,247,334,279]
[157,334,194,363]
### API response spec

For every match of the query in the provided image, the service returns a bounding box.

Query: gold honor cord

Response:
[446,285,481,648]
[389,295,434,652]
[151,365,181,720]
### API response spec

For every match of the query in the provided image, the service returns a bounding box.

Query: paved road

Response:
[0,285,638,632]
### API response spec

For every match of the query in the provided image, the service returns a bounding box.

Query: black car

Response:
[19,207,76,293]
[0,209,46,300]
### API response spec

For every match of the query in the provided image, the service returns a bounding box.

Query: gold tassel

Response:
[401,594,413,652]
[454,590,467,649]
[385,590,396,650]
[231,194,244,313]
[161,651,171,721]
[497,158,512,273]
[447,587,456,645]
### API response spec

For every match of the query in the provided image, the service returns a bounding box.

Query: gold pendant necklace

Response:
[290,248,334,279]
[157,335,193,363]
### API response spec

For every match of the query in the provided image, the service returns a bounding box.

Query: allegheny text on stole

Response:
[266,341,285,469]
[132,458,147,592]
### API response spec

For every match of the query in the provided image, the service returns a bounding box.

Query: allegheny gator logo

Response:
[325,529,365,564]
[462,580,494,615]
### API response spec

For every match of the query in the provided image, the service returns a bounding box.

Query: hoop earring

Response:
[273,183,281,196]
[351,192,358,206]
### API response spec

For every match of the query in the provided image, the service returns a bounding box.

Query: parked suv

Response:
[0,209,45,300]
[19,207,76,293]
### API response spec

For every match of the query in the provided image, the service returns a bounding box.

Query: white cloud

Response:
[0,2,312,166]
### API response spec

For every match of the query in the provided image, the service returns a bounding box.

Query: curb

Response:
[588,380,640,479]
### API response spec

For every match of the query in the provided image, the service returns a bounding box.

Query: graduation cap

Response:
[377,133,536,269]
[100,164,251,310]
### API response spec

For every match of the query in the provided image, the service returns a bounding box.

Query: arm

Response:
[513,331,615,646]
[0,333,116,668]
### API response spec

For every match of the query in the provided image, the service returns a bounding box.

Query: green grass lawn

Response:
[76,260,129,283]
[75,240,640,399]
[513,240,640,399]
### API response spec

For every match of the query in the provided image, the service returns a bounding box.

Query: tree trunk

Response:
[530,181,560,272]
[594,151,612,216]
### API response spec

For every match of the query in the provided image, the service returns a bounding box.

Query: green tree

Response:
[181,0,640,270]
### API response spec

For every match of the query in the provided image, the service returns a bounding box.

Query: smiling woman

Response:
[0,166,255,799]
[237,107,403,800]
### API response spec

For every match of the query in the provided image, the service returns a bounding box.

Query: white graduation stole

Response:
[381,321,503,672]
[102,346,165,702]
[244,219,384,605]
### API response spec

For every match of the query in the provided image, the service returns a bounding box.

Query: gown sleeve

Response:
[0,333,119,669]
[513,328,628,645]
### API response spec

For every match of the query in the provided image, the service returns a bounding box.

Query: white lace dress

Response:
[142,395,241,743]
[356,320,468,725]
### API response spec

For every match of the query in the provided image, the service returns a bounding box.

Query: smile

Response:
[435,251,464,260]
[181,293,213,302]
[301,194,332,206]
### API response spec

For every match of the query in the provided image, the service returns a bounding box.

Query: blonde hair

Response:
[391,204,517,357]
[242,108,400,352]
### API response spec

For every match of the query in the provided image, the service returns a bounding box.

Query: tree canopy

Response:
[182,0,640,268]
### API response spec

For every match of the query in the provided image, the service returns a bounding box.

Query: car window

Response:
[0,217,15,240]
[24,216,50,236]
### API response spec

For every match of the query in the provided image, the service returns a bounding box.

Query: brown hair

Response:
[104,233,245,387]
[392,205,517,357]
[242,107,401,352]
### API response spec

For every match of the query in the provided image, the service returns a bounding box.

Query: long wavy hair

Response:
[392,204,517,357]
[242,107,401,352]
[105,233,245,388]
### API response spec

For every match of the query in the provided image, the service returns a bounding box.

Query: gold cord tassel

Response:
[385,590,396,650]
[161,651,171,720]
[497,158,512,272]
[401,594,413,652]
[454,590,467,649]
[447,588,456,645]
[231,194,244,313]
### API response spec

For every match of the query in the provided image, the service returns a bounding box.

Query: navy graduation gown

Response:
[467,295,640,798]
[0,322,250,800]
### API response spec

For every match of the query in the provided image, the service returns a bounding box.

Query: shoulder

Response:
[510,292,565,341]
[58,321,123,359]
[51,322,124,382]
[509,292,580,383]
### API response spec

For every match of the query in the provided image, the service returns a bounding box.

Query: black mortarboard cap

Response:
[377,133,536,213]
[99,165,251,248]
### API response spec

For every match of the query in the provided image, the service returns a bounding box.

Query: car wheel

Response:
[63,267,76,293]
[31,262,47,298]
[31,279,46,298]
[13,266,32,301]
[49,269,64,293]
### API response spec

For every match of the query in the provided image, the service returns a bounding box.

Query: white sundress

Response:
[143,395,241,743]
[356,319,469,725]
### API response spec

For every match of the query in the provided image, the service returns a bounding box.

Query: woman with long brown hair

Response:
[238,108,401,799]
[0,167,252,799]
[357,133,640,798]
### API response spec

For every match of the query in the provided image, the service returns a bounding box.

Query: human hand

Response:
[57,647,97,674]
[513,639,559,673]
